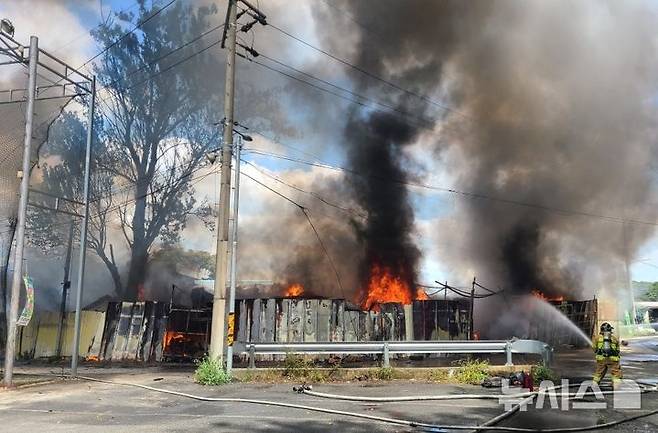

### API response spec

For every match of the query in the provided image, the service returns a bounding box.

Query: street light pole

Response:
[226,135,243,374]
[3,36,38,388]
[71,76,95,376]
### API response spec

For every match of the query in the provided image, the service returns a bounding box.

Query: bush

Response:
[194,356,231,385]
[453,359,490,385]
[373,367,395,380]
[531,363,558,384]
[283,352,311,377]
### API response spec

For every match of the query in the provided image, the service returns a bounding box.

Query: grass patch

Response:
[372,367,395,380]
[428,368,449,382]
[453,359,490,385]
[194,356,231,385]
[283,353,312,377]
[531,363,558,384]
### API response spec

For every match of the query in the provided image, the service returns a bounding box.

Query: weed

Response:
[531,363,558,384]
[373,367,395,380]
[428,369,449,382]
[453,359,490,385]
[283,352,311,378]
[194,356,231,385]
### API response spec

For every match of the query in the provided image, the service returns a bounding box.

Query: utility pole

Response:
[444,281,448,338]
[469,277,476,340]
[71,76,95,376]
[623,223,637,325]
[55,221,74,358]
[3,36,38,387]
[209,0,238,362]
[225,135,243,374]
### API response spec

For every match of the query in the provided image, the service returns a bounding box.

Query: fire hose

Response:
[296,384,657,402]
[72,375,658,432]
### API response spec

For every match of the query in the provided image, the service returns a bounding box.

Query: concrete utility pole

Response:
[4,36,38,387]
[55,221,75,358]
[623,223,637,325]
[209,0,238,361]
[225,135,243,374]
[71,76,95,376]
[469,277,476,340]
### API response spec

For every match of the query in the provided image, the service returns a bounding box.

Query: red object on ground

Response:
[523,371,534,391]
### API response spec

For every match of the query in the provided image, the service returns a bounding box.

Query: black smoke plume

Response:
[317,0,658,302]
[345,112,421,294]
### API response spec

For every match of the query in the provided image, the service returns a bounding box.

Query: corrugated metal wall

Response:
[16,311,104,359]
[236,298,471,343]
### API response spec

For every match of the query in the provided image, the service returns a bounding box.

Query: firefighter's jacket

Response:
[593,334,620,362]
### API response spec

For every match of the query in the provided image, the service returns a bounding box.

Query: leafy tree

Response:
[30,0,291,301]
[29,111,121,294]
[642,282,658,302]
[150,245,215,278]
[30,1,219,300]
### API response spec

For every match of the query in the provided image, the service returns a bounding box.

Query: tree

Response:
[150,245,215,279]
[29,110,121,294]
[90,1,220,299]
[642,282,658,302]
[30,1,219,300]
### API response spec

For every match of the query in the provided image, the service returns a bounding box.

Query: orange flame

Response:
[85,355,100,362]
[531,289,564,302]
[361,263,413,311]
[415,288,430,301]
[163,331,187,350]
[284,283,304,298]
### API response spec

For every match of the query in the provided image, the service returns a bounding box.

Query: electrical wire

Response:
[241,159,366,219]
[78,0,179,71]
[243,147,658,228]
[254,52,437,130]
[265,23,465,119]
[240,170,346,293]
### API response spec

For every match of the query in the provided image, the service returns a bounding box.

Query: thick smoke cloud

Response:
[317,0,658,302]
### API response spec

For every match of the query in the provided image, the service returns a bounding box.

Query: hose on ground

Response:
[74,375,658,432]
[299,385,655,402]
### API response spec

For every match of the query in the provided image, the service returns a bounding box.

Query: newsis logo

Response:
[499,379,642,411]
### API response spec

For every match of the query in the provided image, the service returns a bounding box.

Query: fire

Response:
[163,331,187,349]
[85,355,100,362]
[531,289,564,302]
[284,283,304,298]
[415,288,430,301]
[361,263,413,311]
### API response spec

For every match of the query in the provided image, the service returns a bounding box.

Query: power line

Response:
[240,170,349,301]
[50,0,144,55]
[79,0,179,71]
[254,52,436,130]
[241,159,367,219]
[266,22,466,119]
[243,146,658,228]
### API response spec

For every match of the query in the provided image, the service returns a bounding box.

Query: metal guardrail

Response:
[240,339,553,369]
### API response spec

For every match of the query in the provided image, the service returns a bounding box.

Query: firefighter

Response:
[592,322,622,387]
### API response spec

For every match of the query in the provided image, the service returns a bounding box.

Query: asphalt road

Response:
[0,339,657,432]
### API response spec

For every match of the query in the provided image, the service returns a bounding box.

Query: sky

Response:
[2,0,658,297]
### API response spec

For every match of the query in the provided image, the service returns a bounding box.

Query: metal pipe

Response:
[71,76,95,376]
[226,135,242,374]
[3,35,38,388]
